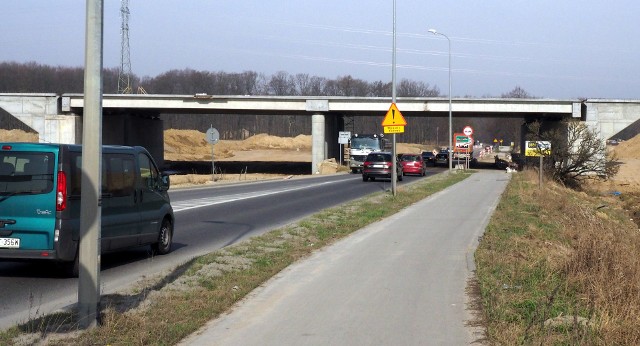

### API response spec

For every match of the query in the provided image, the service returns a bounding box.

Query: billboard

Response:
[525,141,551,157]
[454,133,472,152]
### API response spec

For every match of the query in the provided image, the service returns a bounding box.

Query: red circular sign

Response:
[463,126,473,136]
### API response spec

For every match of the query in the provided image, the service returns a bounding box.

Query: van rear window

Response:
[70,153,136,197]
[0,152,55,195]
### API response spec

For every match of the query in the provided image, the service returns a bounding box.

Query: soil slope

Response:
[604,136,640,193]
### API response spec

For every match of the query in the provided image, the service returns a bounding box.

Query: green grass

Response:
[0,171,471,345]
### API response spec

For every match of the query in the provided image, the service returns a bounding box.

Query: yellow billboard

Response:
[525,141,551,157]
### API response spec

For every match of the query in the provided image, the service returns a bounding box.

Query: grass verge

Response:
[476,170,640,345]
[1,171,470,345]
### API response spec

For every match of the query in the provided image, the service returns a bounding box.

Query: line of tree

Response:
[0,61,526,145]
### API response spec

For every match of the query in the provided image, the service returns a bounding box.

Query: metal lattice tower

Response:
[117,0,132,94]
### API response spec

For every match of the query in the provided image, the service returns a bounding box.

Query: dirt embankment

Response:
[164,130,313,162]
[0,128,431,163]
[163,129,429,162]
[596,135,640,193]
[0,129,38,142]
[610,136,640,189]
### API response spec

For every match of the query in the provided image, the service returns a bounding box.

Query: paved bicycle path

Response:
[180,171,510,345]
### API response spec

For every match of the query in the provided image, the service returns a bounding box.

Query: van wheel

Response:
[58,253,79,278]
[152,218,173,255]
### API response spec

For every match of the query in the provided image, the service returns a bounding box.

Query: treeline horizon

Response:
[0,61,527,145]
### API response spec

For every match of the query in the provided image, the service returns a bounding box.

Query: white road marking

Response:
[172,180,345,213]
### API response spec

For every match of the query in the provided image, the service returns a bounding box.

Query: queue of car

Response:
[361,149,449,182]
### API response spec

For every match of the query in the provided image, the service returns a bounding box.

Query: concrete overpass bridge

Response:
[1,93,639,172]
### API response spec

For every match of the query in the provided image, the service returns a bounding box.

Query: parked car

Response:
[362,152,403,182]
[0,143,174,277]
[435,150,449,166]
[421,151,436,166]
[400,154,426,176]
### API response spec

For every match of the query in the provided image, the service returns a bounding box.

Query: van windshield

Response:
[0,152,55,195]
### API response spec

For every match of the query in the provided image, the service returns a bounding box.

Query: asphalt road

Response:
[181,171,511,345]
[0,170,436,330]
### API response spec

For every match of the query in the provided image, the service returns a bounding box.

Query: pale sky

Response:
[1,1,638,99]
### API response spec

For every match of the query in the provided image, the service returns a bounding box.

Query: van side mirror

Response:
[159,173,170,191]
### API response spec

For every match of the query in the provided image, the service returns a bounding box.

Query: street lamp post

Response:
[428,29,452,172]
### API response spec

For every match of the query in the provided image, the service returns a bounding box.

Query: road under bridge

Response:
[1,93,639,171]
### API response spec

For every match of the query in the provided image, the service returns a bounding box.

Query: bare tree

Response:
[333,75,369,96]
[368,80,392,97]
[397,79,440,97]
[501,85,532,98]
[268,71,297,96]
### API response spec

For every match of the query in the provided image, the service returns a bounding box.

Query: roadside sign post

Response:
[454,133,472,169]
[338,131,351,166]
[463,126,473,169]
[382,103,407,195]
[525,141,551,189]
[390,2,398,196]
[382,103,407,133]
[205,126,219,182]
[540,154,543,188]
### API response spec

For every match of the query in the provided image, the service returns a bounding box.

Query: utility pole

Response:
[79,0,103,329]
[391,0,397,196]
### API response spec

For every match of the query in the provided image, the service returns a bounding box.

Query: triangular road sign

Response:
[382,103,407,127]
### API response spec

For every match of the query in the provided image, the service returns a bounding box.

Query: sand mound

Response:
[605,134,640,193]
[241,133,311,150]
[611,135,640,160]
[163,130,312,162]
[0,129,38,142]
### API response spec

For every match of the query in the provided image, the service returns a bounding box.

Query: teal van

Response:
[0,143,174,276]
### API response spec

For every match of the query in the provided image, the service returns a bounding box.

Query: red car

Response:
[399,154,426,176]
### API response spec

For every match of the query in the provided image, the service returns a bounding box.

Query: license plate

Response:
[0,238,20,249]
[373,164,384,168]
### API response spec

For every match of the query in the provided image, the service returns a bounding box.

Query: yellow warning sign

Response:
[384,126,405,134]
[381,103,407,127]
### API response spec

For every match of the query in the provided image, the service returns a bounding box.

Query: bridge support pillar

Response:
[311,113,325,174]
[324,113,342,166]
[101,113,165,166]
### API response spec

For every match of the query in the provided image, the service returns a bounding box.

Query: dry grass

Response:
[476,169,640,344]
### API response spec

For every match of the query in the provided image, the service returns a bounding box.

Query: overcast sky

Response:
[1,1,638,99]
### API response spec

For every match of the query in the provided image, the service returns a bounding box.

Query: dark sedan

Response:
[362,152,403,182]
[421,151,436,166]
[435,151,449,166]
